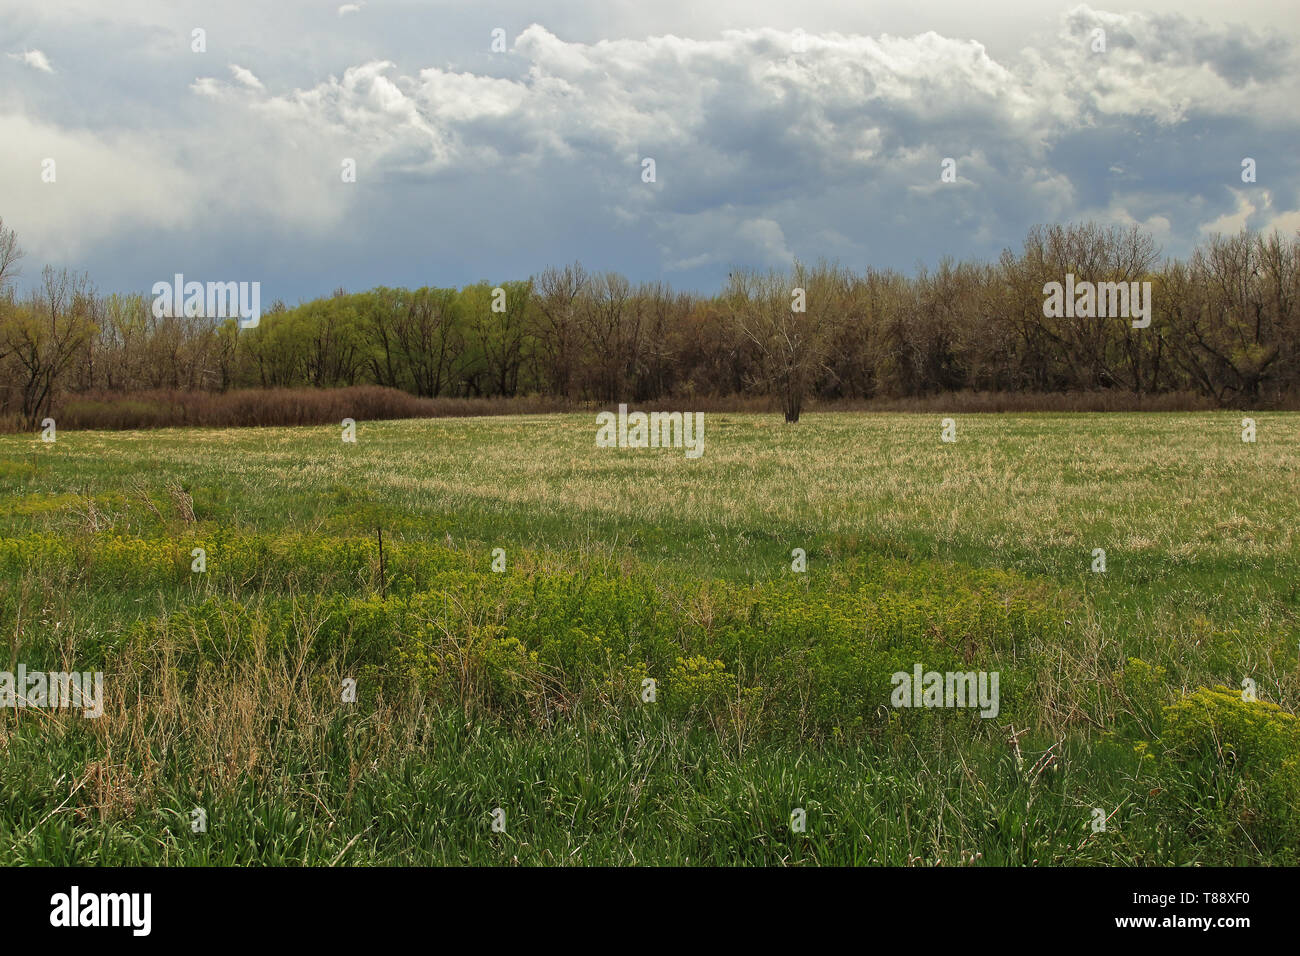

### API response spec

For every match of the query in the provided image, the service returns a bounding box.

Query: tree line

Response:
[2,218,1297,427]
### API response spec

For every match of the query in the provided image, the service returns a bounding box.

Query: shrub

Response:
[1152,686,1300,852]
[47,388,573,430]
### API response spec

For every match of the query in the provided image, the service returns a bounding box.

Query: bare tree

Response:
[726,261,838,422]
[1165,231,1295,405]
[532,262,587,400]
[576,271,635,401]
[1,267,97,427]
[0,216,22,290]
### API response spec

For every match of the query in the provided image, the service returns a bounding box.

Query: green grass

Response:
[0,411,1297,865]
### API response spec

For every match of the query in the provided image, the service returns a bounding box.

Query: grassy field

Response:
[0,411,1297,865]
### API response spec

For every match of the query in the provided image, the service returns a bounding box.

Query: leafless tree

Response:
[0,217,22,290]
[726,261,839,422]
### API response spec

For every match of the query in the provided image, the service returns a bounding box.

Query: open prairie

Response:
[0,411,1297,864]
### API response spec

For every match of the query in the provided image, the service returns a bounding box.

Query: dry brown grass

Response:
[42,387,573,431]
[20,385,1290,434]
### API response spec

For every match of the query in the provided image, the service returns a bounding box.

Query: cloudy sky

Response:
[2,1,1298,303]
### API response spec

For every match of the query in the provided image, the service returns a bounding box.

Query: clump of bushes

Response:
[29,530,1066,743]
[50,387,571,430]
[1140,685,1300,854]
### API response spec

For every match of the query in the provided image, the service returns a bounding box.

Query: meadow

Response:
[0,411,1297,865]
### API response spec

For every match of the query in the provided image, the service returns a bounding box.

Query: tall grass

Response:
[1,412,1297,864]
